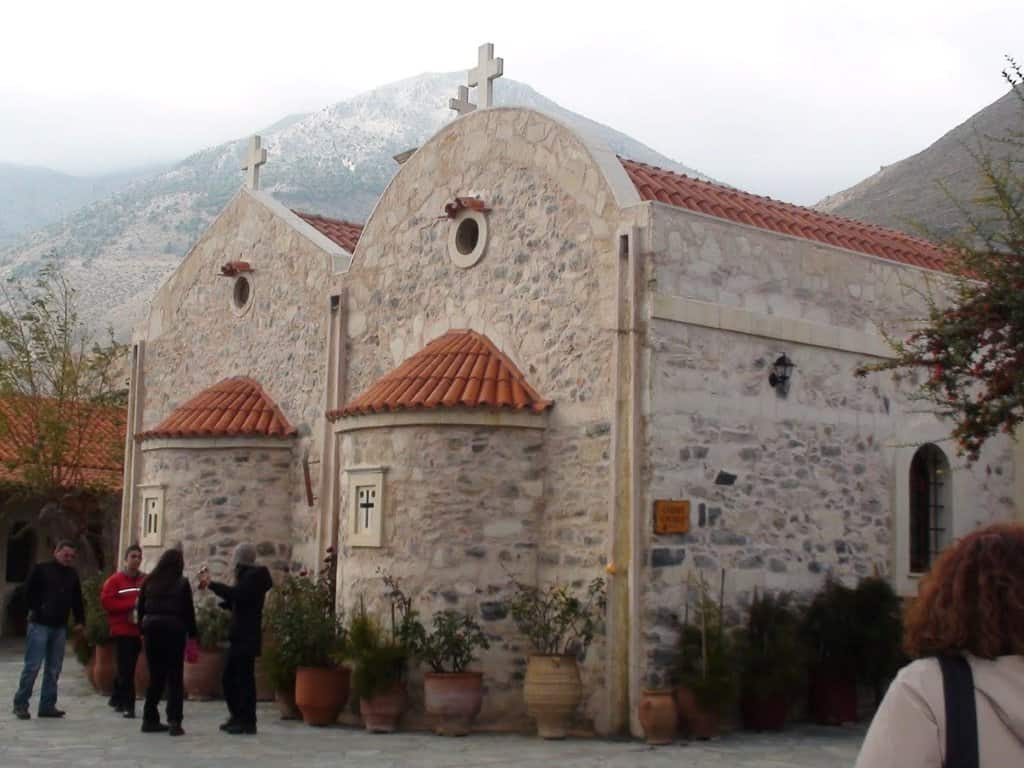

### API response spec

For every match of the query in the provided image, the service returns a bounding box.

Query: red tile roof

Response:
[139,377,297,440]
[620,158,951,272]
[331,329,553,419]
[0,397,126,491]
[292,210,363,253]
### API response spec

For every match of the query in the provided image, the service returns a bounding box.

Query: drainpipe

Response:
[118,341,145,557]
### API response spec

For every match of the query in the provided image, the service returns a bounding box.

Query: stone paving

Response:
[0,641,865,767]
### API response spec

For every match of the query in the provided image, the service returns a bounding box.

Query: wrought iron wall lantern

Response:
[768,354,795,394]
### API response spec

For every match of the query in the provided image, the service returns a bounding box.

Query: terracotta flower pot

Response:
[275,686,301,720]
[295,666,350,726]
[92,642,117,696]
[808,668,858,725]
[638,689,677,745]
[184,646,225,700]
[674,684,720,740]
[360,681,407,733]
[254,656,275,702]
[424,671,484,736]
[134,649,150,696]
[523,654,582,739]
[740,691,789,731]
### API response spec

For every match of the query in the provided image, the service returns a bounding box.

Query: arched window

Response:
[909,444,952,572]
[5,522,36,583]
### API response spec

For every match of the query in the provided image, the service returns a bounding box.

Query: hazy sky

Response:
[2,0,1021,204]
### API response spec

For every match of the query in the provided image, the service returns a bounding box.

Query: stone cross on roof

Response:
[467,42,503,108]
[242,135,268,191]
[448,85,476,116]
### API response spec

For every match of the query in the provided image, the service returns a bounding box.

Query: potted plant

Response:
[75,572,115,695]
[852,576,904,709]
[418,610,491,736]
[268,570,349,726]
[800,577,859,724]
[348,600,411,733]
[637,686,678,745]
[184,594,229,700]
[506,575,607,739]
[672,570,736,740]
[734,589,804,731]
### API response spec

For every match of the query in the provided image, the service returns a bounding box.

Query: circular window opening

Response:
[233,276,251,309]
[455,218,479,256]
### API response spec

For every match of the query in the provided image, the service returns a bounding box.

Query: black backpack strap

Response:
[938,655,979,768]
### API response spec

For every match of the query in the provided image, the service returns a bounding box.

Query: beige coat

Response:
[855,655,1024,768]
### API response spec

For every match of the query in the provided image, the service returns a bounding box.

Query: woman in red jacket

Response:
[101,544,145,718]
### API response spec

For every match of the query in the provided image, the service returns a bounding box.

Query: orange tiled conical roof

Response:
[620,158,952,272]
[139,377,297,440]
[331,330,552,419]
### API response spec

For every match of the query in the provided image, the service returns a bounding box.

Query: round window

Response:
[233,276,251,309]
[447,209,488,269]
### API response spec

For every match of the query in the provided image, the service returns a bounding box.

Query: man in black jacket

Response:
[12,540,85,720]
[199,543,272,735]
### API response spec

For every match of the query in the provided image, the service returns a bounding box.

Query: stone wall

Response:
[336,108,627,729]
[335,422,544,728]
[636,205,1017,687]
[136,444,294,582]
[134,190,333,571]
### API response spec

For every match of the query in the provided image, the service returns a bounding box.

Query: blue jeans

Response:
[13,622,67,712]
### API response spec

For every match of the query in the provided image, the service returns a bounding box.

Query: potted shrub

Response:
[349,602,410,733]
[417,610,490,736]
[852,576,904,708]
[75,572,115,695]
[672,571,736,740]
[800,577,859,724]
[734,589,804,731]
[506,575,607,739]
[271,571,349,726]
[184,595,229,700]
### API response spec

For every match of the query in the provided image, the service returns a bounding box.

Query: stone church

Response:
[117,45,1019,735]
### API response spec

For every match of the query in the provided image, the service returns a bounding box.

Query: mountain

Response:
[0,163,162,248]
[0,72,706,338]
[816,87,1023,240]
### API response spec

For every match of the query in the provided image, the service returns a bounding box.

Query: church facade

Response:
[118,91,1018,734]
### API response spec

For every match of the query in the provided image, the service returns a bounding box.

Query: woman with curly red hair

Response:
[855,522,1024,767]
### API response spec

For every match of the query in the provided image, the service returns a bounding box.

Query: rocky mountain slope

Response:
[0,163,160,248]
[1,72,705,338]
[816,87,1022,240]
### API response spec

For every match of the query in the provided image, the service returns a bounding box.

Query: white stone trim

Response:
[230,274,256,317]
[244,188,353,272]
[652,292,896,359]
[448,208,488,268]
[332,409,548,433]
[140,437,295,451]
[345,465,385,548]
[138,484,165,548]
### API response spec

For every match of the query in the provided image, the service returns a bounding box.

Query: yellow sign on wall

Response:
[653,500,691,534]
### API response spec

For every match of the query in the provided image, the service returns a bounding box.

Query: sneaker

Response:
[37,708,65,718]
[141,720,169,733]
[12,706,30,720]
[168,722,185,737]
[122,709,136,719]
[225,722,257,735]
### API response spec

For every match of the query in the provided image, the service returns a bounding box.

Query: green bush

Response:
[734,590,804,700]
[505,576,606,658]
[673,575,736,715]
[195,595,230,649]
[348,607,408,701]
[73,572,110,665]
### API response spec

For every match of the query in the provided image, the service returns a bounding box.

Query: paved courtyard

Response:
[0,641,864,767]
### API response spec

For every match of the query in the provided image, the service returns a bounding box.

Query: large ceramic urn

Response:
[523,655,582,739]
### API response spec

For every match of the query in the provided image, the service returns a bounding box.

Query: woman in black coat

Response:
[136,549,198,736]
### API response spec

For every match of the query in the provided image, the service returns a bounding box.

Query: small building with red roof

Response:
[119,58,1016,737]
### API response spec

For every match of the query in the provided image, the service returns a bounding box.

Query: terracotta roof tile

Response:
[139,377,297,440]
[0,397,125,490]
[331,330,553,419]
[619,158,952,272]
[291,210,363,253]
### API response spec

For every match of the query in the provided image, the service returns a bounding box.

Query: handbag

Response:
[938,655,979,768]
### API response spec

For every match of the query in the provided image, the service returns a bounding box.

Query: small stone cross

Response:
[448,85,476,116]
[241,135,268,190]
[467,42,503,108]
